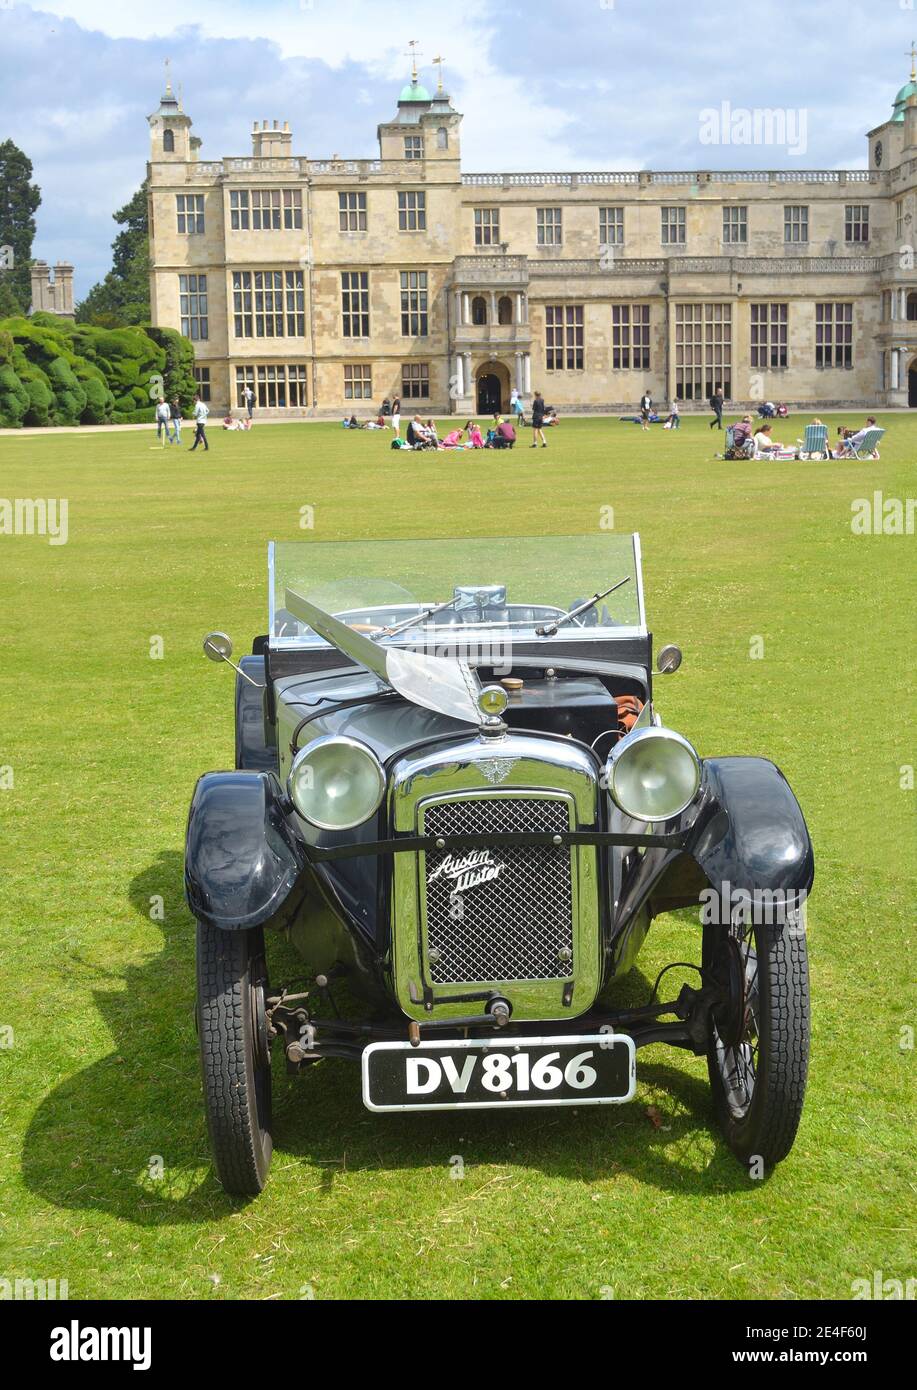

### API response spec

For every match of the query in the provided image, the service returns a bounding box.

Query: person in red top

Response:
[496,420,516,449]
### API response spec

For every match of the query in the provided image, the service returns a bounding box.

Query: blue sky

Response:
[0,0,912,298]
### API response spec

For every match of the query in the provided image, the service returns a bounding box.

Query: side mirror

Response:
[657,644,683,675]
[202,631,263,688]
[203,631,234,663]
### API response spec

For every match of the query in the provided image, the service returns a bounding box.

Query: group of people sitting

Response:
[725,415,881,460]
[222,415,253,431]
[390,414,519,450]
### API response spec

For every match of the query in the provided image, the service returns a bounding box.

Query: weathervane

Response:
[909,41,917,81]
[432,54,445,93]
[164,55,172,92]
[404,39,421,82]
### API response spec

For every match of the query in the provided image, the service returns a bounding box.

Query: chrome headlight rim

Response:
[288,733,385,831]
[606,725,701,823]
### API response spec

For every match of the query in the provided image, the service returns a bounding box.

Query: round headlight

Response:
[606,727,700,823]
[288,735,385,830]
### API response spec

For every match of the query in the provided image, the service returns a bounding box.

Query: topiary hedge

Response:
[0,313,195,428]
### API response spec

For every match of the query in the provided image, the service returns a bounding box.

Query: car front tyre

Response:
[196,921,273,1195]
[705,916,810,1170]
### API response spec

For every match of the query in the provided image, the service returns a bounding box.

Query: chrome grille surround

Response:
[389,731,601,1022]
[421,794,574,985]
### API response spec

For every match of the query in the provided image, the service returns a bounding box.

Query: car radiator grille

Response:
[421,797,574,985]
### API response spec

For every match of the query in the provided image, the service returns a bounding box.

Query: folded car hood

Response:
[284,587,485,727]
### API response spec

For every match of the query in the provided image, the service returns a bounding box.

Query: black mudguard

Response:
[235,656,277,772]
[690,756,814,897]
[185,770,308,931]
[618,756,814,932]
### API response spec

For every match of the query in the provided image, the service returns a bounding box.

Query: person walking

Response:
[709,384,725,430]
[170,396,183,445]
[243,383,254,420]
[639,390,653,432]
[155,396,172,445]
[391,395,401,438]
[530,390,547,448]
[189,393,210,451]
[511,387,525,427]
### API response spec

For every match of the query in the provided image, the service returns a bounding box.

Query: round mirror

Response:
[657,643,683,675]
[203,631,233,662]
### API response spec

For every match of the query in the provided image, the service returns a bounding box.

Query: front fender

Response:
[620,756,814,930]
[184,770,308,931]
[693,756,814,896]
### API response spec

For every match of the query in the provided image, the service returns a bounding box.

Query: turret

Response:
[148,79,194,161]
[377,52,461,163]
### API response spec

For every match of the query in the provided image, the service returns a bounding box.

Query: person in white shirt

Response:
[837,416,879,458]
[665,400,680,430]
[190,394,210,452]
[155,397,172,444]
[753,424,784,456]
[243,384,254,420]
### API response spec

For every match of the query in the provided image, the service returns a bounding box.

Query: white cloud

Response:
[4,0,908,297]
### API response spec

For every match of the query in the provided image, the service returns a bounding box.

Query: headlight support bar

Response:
[305,828,689,863]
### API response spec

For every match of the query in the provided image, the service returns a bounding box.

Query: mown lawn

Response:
[0,412,913,1300]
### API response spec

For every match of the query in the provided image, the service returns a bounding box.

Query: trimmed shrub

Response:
[22,374,54,426]
[0,363,30,427]
[45,356,88,424]
[112,408,156,424]
[0,315,173,427]
[12,347,55,426]
[76,369,115,424]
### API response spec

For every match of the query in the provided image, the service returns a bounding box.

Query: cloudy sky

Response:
[0,0,912,298]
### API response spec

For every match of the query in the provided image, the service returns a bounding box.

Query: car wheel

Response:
[196,921,273,1195]
[704,914,809,1170]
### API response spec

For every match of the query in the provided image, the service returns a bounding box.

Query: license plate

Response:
[361,1034,636,1112]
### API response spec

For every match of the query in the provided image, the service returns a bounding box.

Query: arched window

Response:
[907,292,917,321]
[437,126,449,150]
[471,295,487,325]
[497,296,513,325]
[163,128,175,153]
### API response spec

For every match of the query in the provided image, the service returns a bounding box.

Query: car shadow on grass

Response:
[21,851,751,1225]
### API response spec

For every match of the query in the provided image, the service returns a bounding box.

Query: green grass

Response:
[0,413,913,1301]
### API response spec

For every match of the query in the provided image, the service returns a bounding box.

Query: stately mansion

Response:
[147,63,917,416]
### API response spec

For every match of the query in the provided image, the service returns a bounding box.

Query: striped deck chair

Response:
[845,426,885,460]
[796,423,829,459]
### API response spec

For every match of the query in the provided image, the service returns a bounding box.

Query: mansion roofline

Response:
[182,159,881,186]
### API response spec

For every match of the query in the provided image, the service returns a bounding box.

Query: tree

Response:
[76,181,151,326]
[0,140,41,313]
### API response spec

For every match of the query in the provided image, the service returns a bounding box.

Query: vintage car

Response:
[186,535,813,1194]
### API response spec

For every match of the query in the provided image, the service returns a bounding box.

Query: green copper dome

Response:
[892,79,917,121]
[399,80,431,103]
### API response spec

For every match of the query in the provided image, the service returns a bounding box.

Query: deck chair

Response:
[845,426,885,459]
[796,423,829,459]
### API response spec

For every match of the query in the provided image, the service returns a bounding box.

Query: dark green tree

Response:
[76,181,151,325]
[0,139,41,313]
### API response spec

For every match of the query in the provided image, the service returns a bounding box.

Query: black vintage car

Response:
[186,535,813,1194]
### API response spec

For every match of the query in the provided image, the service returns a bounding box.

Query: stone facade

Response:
[30,261,75,318]
[146,72,917,416]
